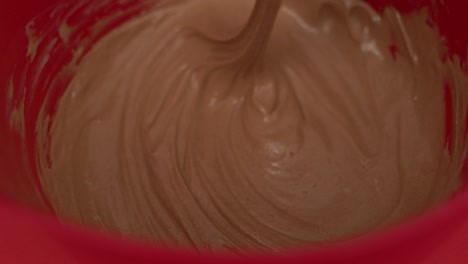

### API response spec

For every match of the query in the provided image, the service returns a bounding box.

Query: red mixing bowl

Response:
[0,0,468,263]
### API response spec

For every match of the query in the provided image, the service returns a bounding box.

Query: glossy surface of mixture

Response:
[36,0,468,251]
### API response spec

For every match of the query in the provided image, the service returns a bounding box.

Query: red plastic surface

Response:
[0,0,468,263]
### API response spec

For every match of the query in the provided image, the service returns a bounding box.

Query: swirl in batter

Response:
[37,0,468,251]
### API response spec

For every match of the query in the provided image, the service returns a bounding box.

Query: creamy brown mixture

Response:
[35,0,468,251]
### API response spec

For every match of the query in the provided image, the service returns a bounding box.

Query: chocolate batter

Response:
[36,0,468,251]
